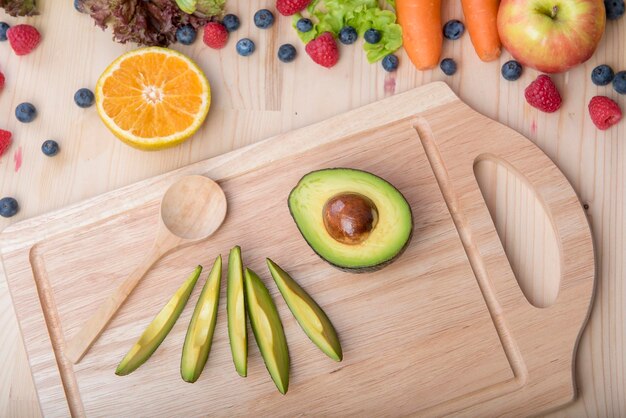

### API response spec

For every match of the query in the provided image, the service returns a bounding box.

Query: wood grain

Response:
[0,84,594,416]
[475,158,561,309]
[0,0,623,417]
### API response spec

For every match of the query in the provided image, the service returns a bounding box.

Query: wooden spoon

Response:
[65,175,227,364]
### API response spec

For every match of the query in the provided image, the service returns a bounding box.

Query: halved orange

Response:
[95,47,210,150]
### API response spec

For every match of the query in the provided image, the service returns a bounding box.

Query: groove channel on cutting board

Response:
[412,118,529,395]
[473,156,561,308]
[29,247,85,417]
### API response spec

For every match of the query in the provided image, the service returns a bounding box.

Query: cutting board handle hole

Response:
[473,156,561,308]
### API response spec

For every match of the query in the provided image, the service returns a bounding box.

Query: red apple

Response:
[498,0,606,73]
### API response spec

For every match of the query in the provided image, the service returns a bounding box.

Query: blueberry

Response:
[443,20,465,40]
[41,140,60,157]
[605,0,625,19]
[0,197,19,218]
[15,103,37,123]
[176,24,197,45]
[613,71,626,94]
[0,22,9,41]
[222,14,240,32]
[440,58,457,76]
[278,44,297,63]
[74,88,95,108]
[501,60,523,81]
[364,28,382,44]
[297,18,313,33]
[236,38,255,56]
[591,64,614,86]
[254,9,274,29]
[339,26,358,45]
[74,0,85,12]
[382,54,399,72]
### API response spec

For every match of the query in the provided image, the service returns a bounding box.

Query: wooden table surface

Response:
[0,1,624,416]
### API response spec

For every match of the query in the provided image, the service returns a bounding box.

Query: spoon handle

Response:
[65,247,163,364]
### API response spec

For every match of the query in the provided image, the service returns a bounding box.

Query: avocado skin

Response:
[227,246,248,377]
[291,224,413,274]
[116,266,202,376]
[244,268,290,394]
[288,168,414,273]
[181,256,222,383]
[266,258,342,361]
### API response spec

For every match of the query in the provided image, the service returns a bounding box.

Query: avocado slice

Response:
[266,259,342,362]
[181,256,222,383]
[288,168,413,272]
[227,246,248,377]
[244,268,290,394]
[116,266,202,376]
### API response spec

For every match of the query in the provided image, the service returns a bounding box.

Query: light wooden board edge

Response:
[409,110,597,417]
[29,251,82,417]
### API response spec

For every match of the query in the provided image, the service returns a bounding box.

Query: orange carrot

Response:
[461,0,501,61]
[397,0,443,70]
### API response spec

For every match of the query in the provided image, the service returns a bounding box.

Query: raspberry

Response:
[0,129,12,158]
[276,0,311,16]
[0,71,4,90]
[588,96,622,130]
[203,22,228,49]
[7,24,41,56]
[305,32,339,68]
[524,75,562,113]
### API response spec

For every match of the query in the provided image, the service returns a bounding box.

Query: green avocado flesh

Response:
[181,256,222,383]
[288,168,413,271]
[244,268,290,394]
[227,246,247,377]
[116,266,202,376]
[266,259,342,362]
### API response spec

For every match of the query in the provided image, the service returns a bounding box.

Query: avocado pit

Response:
[289,168,413,271]
[323,193,378,245]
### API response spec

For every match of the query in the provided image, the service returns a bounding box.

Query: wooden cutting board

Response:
[0,83,594,417]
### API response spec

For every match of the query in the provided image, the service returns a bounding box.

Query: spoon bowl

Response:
[160,175,227,240]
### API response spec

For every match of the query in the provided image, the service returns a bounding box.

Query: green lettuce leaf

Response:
[194,0,225,17]
[346,7,402,62]
[175,0,196,14]
[293,0,402,63]
[175,0,224,17]
[0,0,37,16]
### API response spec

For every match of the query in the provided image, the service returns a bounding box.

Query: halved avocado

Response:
[227,246,247,377]
[244,268,290,394]
[116,266,202,376]
[288,168,413,272]
[181,256,222,383]
[266,259,342,362]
